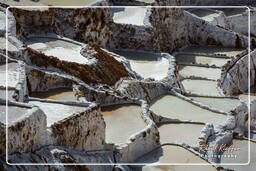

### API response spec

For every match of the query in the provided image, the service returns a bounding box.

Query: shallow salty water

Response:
[114,50,169,80]
[175,53,229,67]
[179,65,221,80]
[191,97,240,113]
[181,79,221,96]
[182,46,244,57]
[136,145,215,165]
[102,105,146,144]
[27,38,95,65]
[113,7,147,26]
[30,89,76,101]
[150,95,226,126]
[220,140,256,171]
[159,124,204,146]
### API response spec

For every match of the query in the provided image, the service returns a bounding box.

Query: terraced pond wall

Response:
[14,62,28,102]
[220,50,256,95]
[232,99,256,132]
[184,10,248,48]
[149,7,189,51]
[26,66,74,92]
[9,7,189,52]
[223,10,256,37]
[0,101,46,155]
[10,5,250,54]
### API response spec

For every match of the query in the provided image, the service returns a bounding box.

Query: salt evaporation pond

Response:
[30,88,76,101]
[182,46,244,57]
[102,105,146,144]
[191,97,240,113]
[112,7,147,26]
[159,124,204,146]
[179,65,221,80]
[114,50,169,80]
[181,79,221,96]
[175,53,229,67]
[26,38,95,65]
[150,95,226,126]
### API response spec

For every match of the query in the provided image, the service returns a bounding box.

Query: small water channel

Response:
[101,105,146,144]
